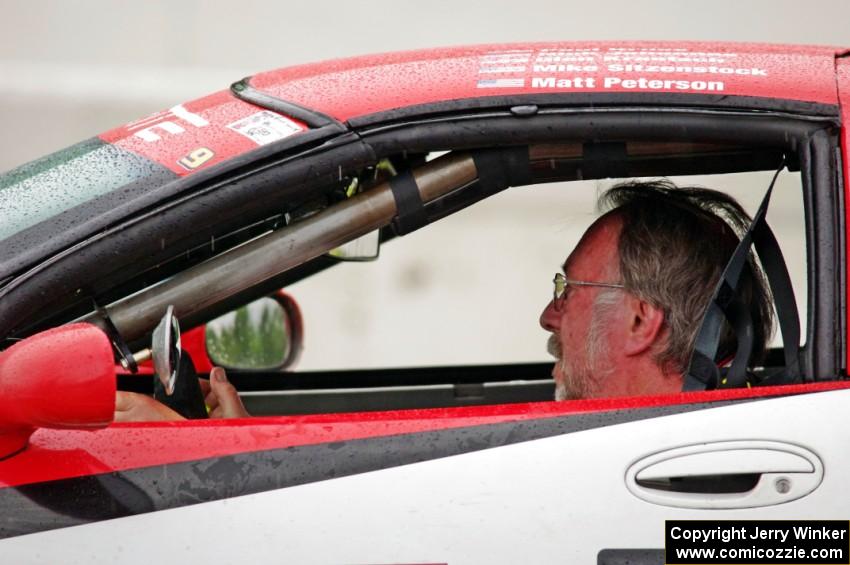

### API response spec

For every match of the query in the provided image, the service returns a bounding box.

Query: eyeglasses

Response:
[552,273,625,311]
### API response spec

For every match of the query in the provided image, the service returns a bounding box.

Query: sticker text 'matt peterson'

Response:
[477,47,773,93]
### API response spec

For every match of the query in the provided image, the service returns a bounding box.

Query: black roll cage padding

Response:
[471,146,533,193]
[682,163,802,391]
[390,146,533,236]
[389,171,428,235]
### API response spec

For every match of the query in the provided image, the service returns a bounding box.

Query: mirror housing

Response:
[151,305,181,395]
[0,324,115,459]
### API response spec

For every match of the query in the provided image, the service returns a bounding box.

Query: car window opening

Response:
[17,135,818,415]
[187,139,813,414]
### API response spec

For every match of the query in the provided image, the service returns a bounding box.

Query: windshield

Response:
[0,138,171,242]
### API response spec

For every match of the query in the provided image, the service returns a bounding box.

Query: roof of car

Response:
[249,41,847,121]
[97,41,845,179]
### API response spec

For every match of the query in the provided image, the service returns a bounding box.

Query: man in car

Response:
[116,180,773,420]
[539,180,773,400]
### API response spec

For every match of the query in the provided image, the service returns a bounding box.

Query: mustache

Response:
[547,333,562,359]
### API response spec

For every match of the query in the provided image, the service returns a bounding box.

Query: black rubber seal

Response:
[231,78,344,130]
[348,93,839,129]
[389,170,427,235]
[361,111,835,160]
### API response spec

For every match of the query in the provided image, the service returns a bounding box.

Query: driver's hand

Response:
[114,391,185,422]
[201,367,250,419]
[114,367,249,422]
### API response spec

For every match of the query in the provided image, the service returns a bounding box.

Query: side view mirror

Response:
[204,291,303,372]
[0,324,115,459]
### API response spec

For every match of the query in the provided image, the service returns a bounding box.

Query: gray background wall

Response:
[1,1,847,369]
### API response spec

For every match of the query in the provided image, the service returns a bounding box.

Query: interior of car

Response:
[115,138,825,416]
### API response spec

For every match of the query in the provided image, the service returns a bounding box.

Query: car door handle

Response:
[625,440,823,509]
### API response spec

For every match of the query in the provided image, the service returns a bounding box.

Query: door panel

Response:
[1,389,846,564]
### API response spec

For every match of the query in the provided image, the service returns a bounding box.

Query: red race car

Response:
[1,42,849,563]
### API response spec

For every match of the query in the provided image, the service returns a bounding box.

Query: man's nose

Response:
[539,300,560,331]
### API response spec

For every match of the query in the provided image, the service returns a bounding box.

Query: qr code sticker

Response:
[226,111,304,146]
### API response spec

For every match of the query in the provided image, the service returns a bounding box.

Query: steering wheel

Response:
[151,306,208,419]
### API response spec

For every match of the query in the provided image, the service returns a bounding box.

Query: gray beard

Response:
[547,333,562,359]
[548,333,593,400]
[547,319,614,401]
[547,334,569,401]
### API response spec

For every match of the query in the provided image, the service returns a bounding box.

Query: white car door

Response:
[2,387,845,564]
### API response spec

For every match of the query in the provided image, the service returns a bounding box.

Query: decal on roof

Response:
[478,47,762,92]
[226,110,304,146]
[99,91,308,176]
[249,42,841,122]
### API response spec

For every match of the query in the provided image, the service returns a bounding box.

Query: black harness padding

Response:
[582,142,628,179]
[389,170,428,236]
[153,351,209,419]
[683,164,801,391]
[723,294,755,387]
[750,211,802,383]
[471,146,532,195]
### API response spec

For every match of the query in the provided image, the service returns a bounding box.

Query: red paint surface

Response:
[837,56,850,373]
[251,42,843,122]
[0,324,115,458]
[1,381,846,488]
[99,90,307,176]
[96,43,843,176]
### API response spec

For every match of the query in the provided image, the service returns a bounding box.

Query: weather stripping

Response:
[231,78,344,130]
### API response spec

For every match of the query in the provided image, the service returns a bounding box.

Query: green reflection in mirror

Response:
[205,297,290,370]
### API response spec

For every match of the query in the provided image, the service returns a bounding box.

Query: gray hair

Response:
[598,180,774,375]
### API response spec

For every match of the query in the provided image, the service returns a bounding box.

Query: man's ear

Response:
[623,295,665,356]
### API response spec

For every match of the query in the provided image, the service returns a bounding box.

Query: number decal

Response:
[131,104,209,143]
[178,147,215,170]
